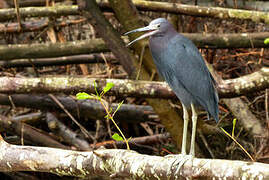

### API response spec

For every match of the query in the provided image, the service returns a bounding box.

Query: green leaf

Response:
[112,133,124,141]
[112,100,124,118]
[76,92,92,100]
[264,38,269,45]
[103,82,114,94]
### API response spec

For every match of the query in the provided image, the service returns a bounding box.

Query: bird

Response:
[125,18,219,157]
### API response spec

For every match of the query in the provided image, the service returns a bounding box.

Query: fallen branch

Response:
[2,2,269,24]
[1,33,269,61]
[0,39,109,60]
[0,54,117,68]
[0,18,86,33]
[0,5,78,21]
[46,112,91,151]
[0,67,268,98]
[0,94,157,123]
[1,32,268,61]
[0,136,268,179]
[0,115,68,149]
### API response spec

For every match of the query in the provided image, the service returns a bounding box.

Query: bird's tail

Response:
[208,87,219,123]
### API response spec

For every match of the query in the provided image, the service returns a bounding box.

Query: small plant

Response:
[76,82,130,150]
[264,38,269,45]
[221,118,254,161]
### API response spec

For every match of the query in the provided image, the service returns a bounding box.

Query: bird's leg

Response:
[190,103,197,156]
[181,104,189,155]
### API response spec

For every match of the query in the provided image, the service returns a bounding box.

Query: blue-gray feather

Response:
[149,26,219,122]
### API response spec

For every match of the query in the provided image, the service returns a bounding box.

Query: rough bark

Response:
[0,115,68,149]
[0,5,78,21]
[0,68,268,98]
[0,39,109,60]
[2,2,269,24]
[218,67,269,98]
[0,137,268,179]
[183,32,269,49]
[126,0,269,24]
[45,113,91,151]
[1,33,268,61]
[0,54,117,68]
[0,18,86,33]
[0,94,157,123]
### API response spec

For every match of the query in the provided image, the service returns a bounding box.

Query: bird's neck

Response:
[149,29,177,51]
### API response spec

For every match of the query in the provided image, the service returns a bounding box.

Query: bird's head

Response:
[124,18,174,46]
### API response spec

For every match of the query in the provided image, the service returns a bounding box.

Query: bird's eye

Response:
[157,24,161,28]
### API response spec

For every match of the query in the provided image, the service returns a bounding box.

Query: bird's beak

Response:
[124,25,159,46]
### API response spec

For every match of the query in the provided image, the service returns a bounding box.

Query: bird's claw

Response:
[168,154,194,175]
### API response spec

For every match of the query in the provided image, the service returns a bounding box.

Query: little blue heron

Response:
[125,18,219,157]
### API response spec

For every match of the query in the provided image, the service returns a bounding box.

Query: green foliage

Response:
[112,133,124,141]
[76,92,93,100]
[103,82,114,94]
[264,38,269,45]
[76,81,130,150]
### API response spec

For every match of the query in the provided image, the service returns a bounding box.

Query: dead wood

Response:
[0,68,268,98]
[2,2,269,24]
[0,54,117,68]
[1,32,268,61]
[0,39,109,60]
[46,112,91,151]
[0,115,68,149]
[0,136,268,179]
[0,5,78,21]
[0,94,157,123]
[0,18,86,33]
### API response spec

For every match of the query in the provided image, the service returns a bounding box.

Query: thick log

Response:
[0,54,117,68]
[0,94,156,123]
[0,39,109,60]
[1,32,268,62]
[0,5,78,21]
[0,68,268,98]
[0,137,268,179]
[1,2,269,24]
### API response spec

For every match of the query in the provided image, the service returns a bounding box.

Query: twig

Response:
[48,94,94,141]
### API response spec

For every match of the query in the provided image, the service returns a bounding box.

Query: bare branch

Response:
[2,2,269,24]
[1,32,268,61]
[0,39,109,60]
[0,137,268,179]
[0,94,157,123]
[0,67,268,98]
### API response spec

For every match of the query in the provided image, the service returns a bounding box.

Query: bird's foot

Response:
[166,154,194,176]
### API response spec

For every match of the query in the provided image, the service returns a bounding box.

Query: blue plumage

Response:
[125,18,219,156]
[149,25,219,122]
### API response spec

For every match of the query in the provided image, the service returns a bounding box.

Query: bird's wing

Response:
[165,35,218,120]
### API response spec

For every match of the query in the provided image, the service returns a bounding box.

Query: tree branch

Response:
[0,39,109,60]
[2,1,269,24]
[0,137,268,179]
[0,67,268,98]
[0,94,157,123]
[0,54,117,68]
[1,32,268,61]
